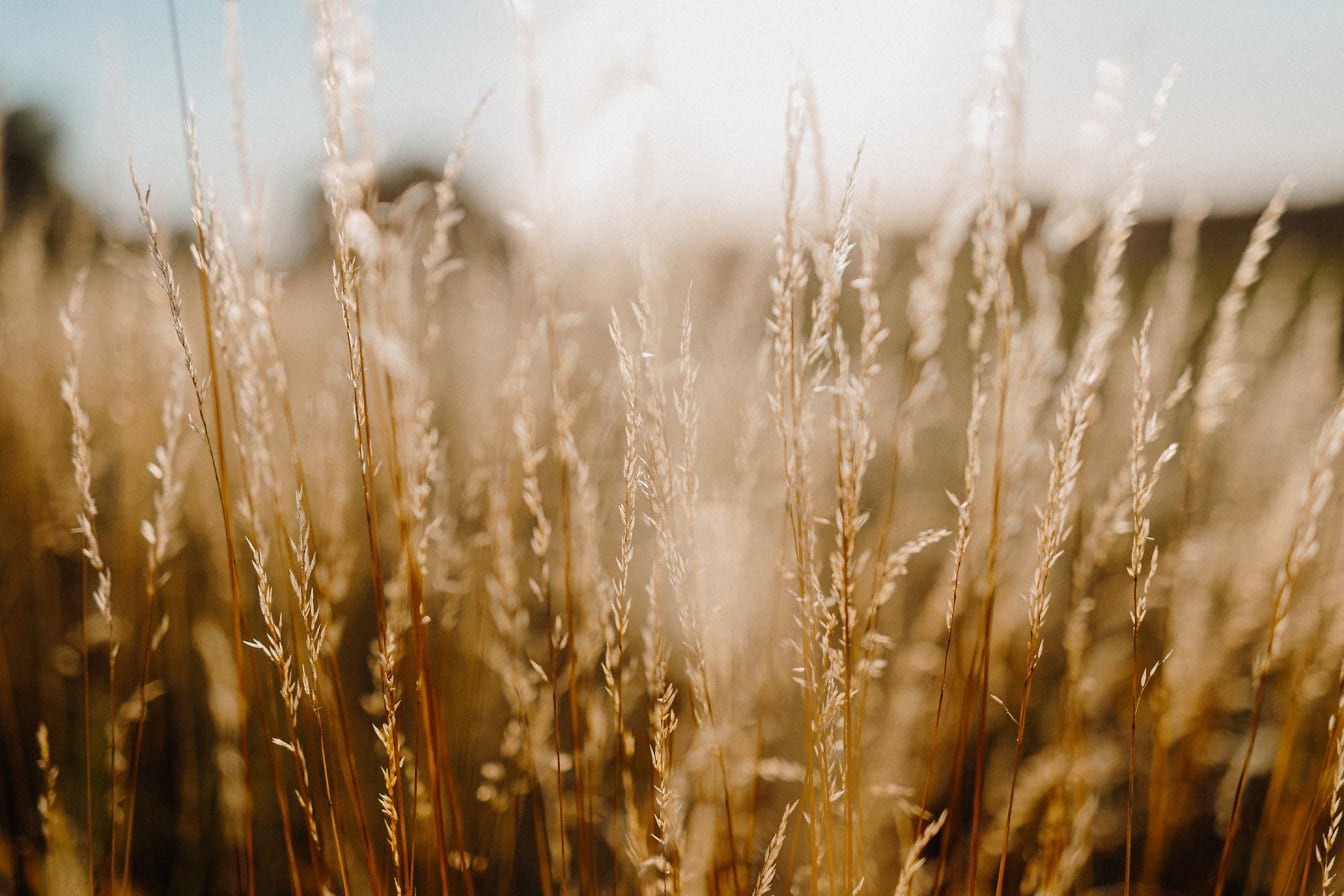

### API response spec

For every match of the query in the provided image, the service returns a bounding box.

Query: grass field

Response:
[3,2,1344,894]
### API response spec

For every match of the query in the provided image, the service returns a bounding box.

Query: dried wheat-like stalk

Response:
[423,92,490,295]
[767,81,832,890]
[750,801,796,896]
[912,351,988,857]
[1192,177,1296,451]
[515,374,586,895]
[1315,665,1344,896]
[893,810,946,896]
[244,539,333,893]
[373,621,408,896]
[991,342,1096,896]
[814,146,867,896]
[60,271,110,631]
[964,2,1027,880]
[990,68,1167,885]
[35,724,59,847]
[1215,385,1344,896]
[650,673,683,896]
[1125,310,1179,896]
[34,723,83,896]
[129,164,212,453]
[605,309,644,893]
[59,271,110,635]
[58,269,114,892]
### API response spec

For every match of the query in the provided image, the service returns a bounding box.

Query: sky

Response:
[2,1,1343,258]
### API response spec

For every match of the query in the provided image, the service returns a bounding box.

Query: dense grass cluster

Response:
[3,2,1344,894]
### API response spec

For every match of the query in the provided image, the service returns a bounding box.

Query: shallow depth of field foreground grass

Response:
[4,2,1344,895]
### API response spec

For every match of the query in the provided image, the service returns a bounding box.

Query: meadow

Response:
[3,2,1344,894]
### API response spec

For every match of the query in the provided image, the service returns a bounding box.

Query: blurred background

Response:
[2,0,1343,260]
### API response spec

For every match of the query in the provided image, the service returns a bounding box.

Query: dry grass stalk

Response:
[751,801,797,896]
[1316,665,1344,895]
[989,69,1172,894]
[1125,309,1179,896]
[58,269,113,894]
[1193,177,1296,436]
[1214,384,1344,896]
[117,373,186,889]
[244,538,333,894]
[963,3,1027,883]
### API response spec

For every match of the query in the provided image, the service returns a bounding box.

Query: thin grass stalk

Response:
[244,539,334,893]
[1251,656,1314,893]
[1189,178,1296,488]
[607,310,642,896]
[484,335,560,893]
[992,371,1092,896]
[1276,514,1344,894]
[143,120,262,891]
[552,359,596,896]
[248,629,305,896]
[894,811,947,896]
[194,182,257,896]
[1125,311,1179,896]
[990,87,1155,882]
[515,392,573,896]
[933,151,1005,891]
[650,668,682,896]
[338,243,409,894]
[118,377,185,890]
[768,82,826,896]
[319,112,408,896]
[750,802,797,896]
[995,71,1172,895]
[374,622,409,896]
[814,150,863,896]
[59,270,115,893]
[672,294,747,896]
[223,21,357,882]
[509,4,595,880]
[286,494,360,896]
[961,7,1027,880]
[914,355,987,847]
[164,4,259,881]
[35,724,59,848]
[631,277,743,894]
[1213,387,1344,896]
[308,11,411,872]
[327,649,385,894]
[381,372,470,896]
[82,579,94,894]
[856,165,975,751]
[964,135,1016,896]
[1140,196,1210,895]
[1270,687,1336,895]
[934,611,987,895]
[1309,665,1344,895]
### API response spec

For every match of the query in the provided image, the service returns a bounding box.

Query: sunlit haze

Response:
[3,1,1342,257]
